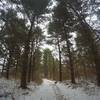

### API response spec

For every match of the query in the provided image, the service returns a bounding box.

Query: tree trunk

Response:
[65,33,76,84]
[20,20,34,89]
[31,55,35,81]
[2,57,6,76]
[95,59,100,86]
[6,55,11,79]
[27,49,32,82]
[15,59,19,79]
[83,64,88,80]
[52,58,56,80]
[44,64,48,78]
[57,38,62,82]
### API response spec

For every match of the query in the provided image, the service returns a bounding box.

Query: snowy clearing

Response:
[0,78,100,100]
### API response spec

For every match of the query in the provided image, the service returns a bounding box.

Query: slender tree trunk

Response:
[65,33,76,84]
[52,58,56,80]
[6,67,9,79]
[44,64,48,78]
[44,55,48,78]
[27,47,33,82]
[30,42,35,81]
[76,66,80,82]
[2,57,6,76]
[20,20,34,89]
[15,59,19,79]
[6,55,11,79]
[69,54,76,84]
[20,46,29,88]
[83,64,87,80]
[31,55,35,81]
[57,38,62,82]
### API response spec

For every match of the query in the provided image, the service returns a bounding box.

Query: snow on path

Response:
[0,78,100,100]
[25,79,56,100]
[51,83,66,100]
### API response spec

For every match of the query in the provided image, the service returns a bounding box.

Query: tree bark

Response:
[57,37,62,82]
[6,55,11,79]
[2,57,6,76]
[65,33,76,84]
[27,42,34,82]
[20,20,34,89]
[52,58,56,80]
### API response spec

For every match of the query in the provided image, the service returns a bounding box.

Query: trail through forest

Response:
[0,78,100,100]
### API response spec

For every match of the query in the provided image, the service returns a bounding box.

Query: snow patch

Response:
[0,78,100,100]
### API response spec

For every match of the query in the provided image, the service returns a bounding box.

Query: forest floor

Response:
[0,78,100,100]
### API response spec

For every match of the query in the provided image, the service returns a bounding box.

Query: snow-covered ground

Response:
[0,78,100,100]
